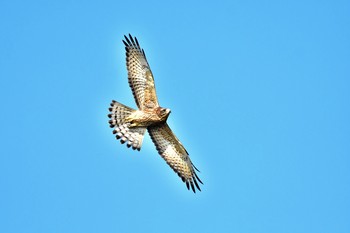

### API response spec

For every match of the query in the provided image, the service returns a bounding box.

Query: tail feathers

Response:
[108,100,146,150]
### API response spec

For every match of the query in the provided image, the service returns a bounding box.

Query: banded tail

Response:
[108,100,146,150]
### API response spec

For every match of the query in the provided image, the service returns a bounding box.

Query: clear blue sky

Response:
[1,1,349,232]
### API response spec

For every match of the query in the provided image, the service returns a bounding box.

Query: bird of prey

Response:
[108,34,203,192]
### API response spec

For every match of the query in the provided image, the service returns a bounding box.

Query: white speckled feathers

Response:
[123,35,159,110]
[148,123,202,192]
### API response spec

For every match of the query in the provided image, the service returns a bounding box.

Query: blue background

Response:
[1,1,349,232]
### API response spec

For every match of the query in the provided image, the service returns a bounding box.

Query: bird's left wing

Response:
[123,34,159,110]
[148,123,203,192]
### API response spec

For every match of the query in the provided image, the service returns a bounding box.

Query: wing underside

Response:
[123,34,159,110]
[148,123,203,192]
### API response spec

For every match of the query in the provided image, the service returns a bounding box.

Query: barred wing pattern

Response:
[148,123,202,192]
[123,34,159,110]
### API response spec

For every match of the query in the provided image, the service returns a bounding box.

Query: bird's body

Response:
[108,34,202,192]
[125,107,170,127]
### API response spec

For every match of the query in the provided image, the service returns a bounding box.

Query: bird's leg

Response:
[125,115,138,128]
[125,110,151,128]
[125,111,144,128]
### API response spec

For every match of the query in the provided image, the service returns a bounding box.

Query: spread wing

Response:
[123,34,159,110]
[148,123,203,193]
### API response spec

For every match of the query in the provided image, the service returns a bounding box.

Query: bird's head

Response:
[157,107,171,121]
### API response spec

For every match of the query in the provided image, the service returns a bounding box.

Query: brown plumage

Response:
[108,34,202,192]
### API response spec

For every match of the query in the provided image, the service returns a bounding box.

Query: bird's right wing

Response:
[148,123,203,192]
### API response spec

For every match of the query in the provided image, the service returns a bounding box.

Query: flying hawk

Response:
[108,34,203,192]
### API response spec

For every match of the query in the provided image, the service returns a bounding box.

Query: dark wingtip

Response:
[191,162,201,172]
[135,36,140,48]
[124,35,131,45]
[193,178,201,191]
[129,34,136,45]
[194,172,203,184]
[122,40,128,47]
[190,181,196,193]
